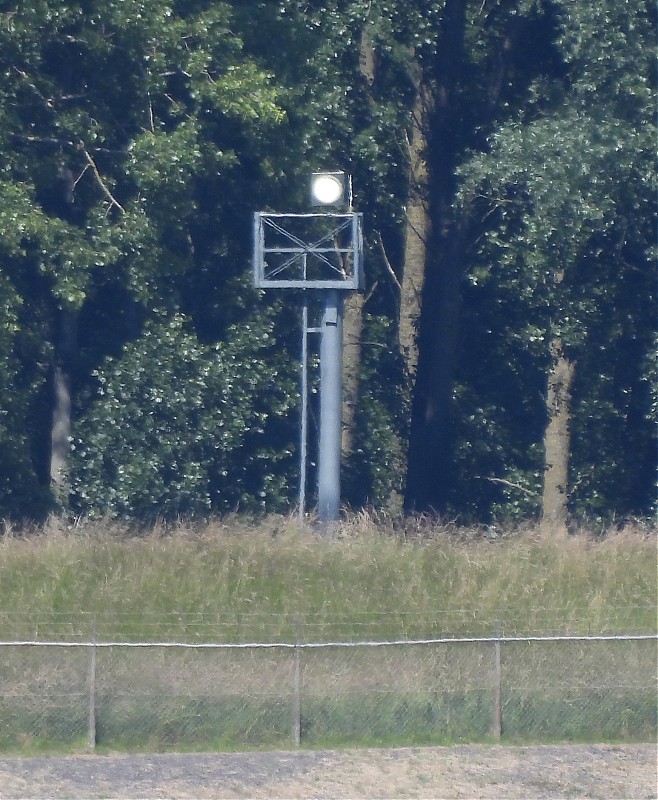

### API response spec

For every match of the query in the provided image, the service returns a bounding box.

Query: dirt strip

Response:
[0,743,655,799]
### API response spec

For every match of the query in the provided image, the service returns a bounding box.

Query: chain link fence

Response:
[0,615,655,752]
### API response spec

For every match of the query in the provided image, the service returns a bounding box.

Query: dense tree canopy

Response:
[455,0,656,521]
[0,0,654,524]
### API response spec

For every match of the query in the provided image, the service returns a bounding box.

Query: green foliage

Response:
[0,272,49,518]
[70,314,298,518]
[454,0,656,521]
[0,0,300,518]
[345,313,409,507]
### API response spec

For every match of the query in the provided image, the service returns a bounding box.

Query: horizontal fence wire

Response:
[1,633,656,648]
[1,607,654,643]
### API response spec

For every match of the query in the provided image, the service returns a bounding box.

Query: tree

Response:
[393,0,562,512]
[70,313,297,518]
[457,0,657,524]
[0,0,300,517]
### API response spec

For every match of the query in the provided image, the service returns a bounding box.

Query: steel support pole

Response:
[298,299,309,519]
[317,290,343,523]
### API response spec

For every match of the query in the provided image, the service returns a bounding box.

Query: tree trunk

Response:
[405,221,467,512]
[341,291,364,458]
[404,0,468,513]
[541,338,575,532]
[50,308,77,507]
[398,62,432,381]
[402,0,554,513]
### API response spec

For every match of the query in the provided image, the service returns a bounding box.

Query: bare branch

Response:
[82,149,125,214]
[363,278,379,305]
[479,476,539,497]
[403,207,430,250]
[72,164,90,191]
[375,231,402,293]
[11,133,125,155]
[12,66,54,108]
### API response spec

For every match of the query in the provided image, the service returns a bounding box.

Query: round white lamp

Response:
[311,172,346,206]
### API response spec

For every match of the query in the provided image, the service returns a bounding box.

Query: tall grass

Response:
[0,514,655,642]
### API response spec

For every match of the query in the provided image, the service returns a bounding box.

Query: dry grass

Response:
[0,513,655,641]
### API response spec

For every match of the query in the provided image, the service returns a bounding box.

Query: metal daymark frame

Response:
[253,212,363,291]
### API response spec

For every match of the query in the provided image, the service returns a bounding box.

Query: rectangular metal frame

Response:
[253,212,363,291]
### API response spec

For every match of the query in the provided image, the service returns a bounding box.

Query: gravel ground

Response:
[0,743,655,799]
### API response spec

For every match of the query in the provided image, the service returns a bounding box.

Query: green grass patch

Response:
[2,688,654,753]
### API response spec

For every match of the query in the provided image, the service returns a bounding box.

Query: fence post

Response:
[292,617,302,746]
[492,625,502,741]
[87,617,97,751]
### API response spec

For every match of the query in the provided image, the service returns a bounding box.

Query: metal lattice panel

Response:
[253,212,363,290]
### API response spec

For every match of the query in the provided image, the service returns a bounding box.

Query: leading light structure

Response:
[253,172,363,523]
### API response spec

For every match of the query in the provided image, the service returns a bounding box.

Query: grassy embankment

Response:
[0,515,655,751]
[0,514,655,638]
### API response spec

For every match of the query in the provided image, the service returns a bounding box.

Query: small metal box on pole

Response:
[253,172,363,524]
